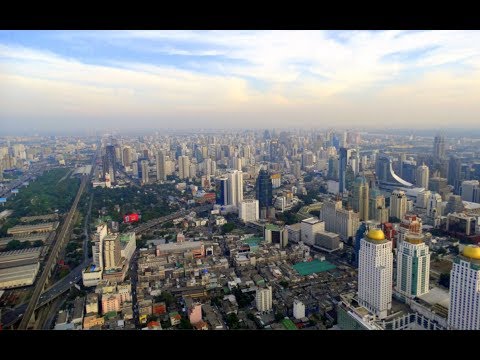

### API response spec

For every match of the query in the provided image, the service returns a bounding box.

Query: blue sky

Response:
[1,30,480,134]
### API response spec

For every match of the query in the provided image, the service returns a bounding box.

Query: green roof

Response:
[104,311,117,320]
[281,318,297,330]
[293,259,336,276]
[265,224,281,231]
[244,237,263,246]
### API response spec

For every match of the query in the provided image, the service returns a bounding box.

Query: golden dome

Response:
[463,245,480,260]
[367,229,386,241]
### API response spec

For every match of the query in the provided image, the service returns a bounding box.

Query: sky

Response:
[1,30,480,134]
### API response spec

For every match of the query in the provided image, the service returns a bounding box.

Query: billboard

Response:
[123,213,139,223]
[0,198,6,203]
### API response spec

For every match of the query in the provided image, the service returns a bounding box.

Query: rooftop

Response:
[293,259,336,276]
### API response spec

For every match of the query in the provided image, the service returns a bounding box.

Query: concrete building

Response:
[390,189,407,220]
[120,232,136,264]
[102,294,121,314]
[336,208,359,242]
[416,164,429,190]
[227,170,243,207]
[156,150,167,181]
[350,176,369,221]
[396,233,430,299]
[448,245,480,330]
[92,223,108,270]
[7,222,59,235]
[239,199,259,222]
[446,213,477,236]
[82,264,103,287]
[0,262,40,289]
[316,231,342,251]
[141,159,149,185]
[461,180,479,202]
[358,229,393,320]
[86,293,99,315]
[369,189,389,224]
[103,234,121,270]
[321,199,342,233]
[301,217,325,246]
[264,224,288,248]
[256,285,273,312]
[188,302,202,325]
[285,223,302,243]
[427,192,443,219]
[178,155,190,179]
[396,214,422,247]
[293,299,306,319]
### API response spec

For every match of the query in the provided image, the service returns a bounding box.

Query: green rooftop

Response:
[293,259,336,276]
[265,224,281,231]
[244,237,263,246]
[104,311,117,320]
[281,318,297,330]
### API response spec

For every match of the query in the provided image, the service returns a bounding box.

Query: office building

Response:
[300,217,325,246]
[448,156,462,194]
[427,192,443,219]
[390,190,407,221]
[178,155,190,180]
[264,224,288,248]
[358,228,393,320]
[156,150,167,181]
[396,214,422,247]
[103,234,121,270]
[256,168,273,216]
[396,233,430,299]
[256,285,273,312]
[215,176,228,206]
[103,145,116,184]
[461,180,479,202]
[369,189,389,224]
[321,199,342,232]
[92,223,108,270]
[227,170,243,207]
[433,134,445,160]
[336,208,359,242]
[350,176,369,221]
[141,160,149,185]
[239,199,259,222]
[448,245,480,330]
[339,147,351,193]
[416,164,429,190]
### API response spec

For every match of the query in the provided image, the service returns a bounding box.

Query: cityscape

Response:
[1,30,480,331]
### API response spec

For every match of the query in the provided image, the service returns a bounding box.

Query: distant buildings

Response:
[433,134,446,160]
[103,145,116,184]
[358,228,393,319]
[350,176,369,221]
[416,164,429,190]
[301,217,324,246]
[448,245,480,330]
[390,189,407,220]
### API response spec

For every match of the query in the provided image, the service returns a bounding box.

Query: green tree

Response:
[179,317,193,329]
[226,313,241,329]
[221,223,235,234]
[6,239,22,251]
[274,312,284,322]
[279,280,289,288]
[33,240,44,247]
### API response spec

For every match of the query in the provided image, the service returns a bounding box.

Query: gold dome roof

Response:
[463,245,480,260]
[367,229,386,241]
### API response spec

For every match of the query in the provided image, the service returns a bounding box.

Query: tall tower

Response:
[178,155,190,180]
[369,189,388,224]
[448,245,480,330]
[396,233,430,299]
[416,164,429,190]
[256,168,273,214]
[141,160,149,185]
[433,134,445,160]
[358,228,393,319]
[156,150,166,181]
[103,234,121,270]
[389,189,407,221]
[227,170,243,207]
[103,145,116,184]
[351,176,369,221]
[448,156,462,194]
[215,176,228,206]
[339,147,351,194]
[396,214,422,246]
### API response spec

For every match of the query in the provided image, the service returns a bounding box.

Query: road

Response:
[131,204,213,234]
[17,152,97,329]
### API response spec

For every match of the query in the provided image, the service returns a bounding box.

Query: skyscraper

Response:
[227,170,243,207]
[416,164,429,189]
[141,159,149,185]
[396,233,430,299]
[396,214,422,247]
[369,189,388,224]
[461,180,480,202]
[256,168,273,212]
[178,155,190,179]
[239,199,259,222]
[156,150,166,181]
[339,147,351,193]
[103,145,116,184]
[215,176,228,206]
[350,176,369,221]
[358,228,393,320]
[448,245,480,330]
[448,156,462,194]
[389,189,407,221]
[433,134,445,160]
[103,234,121,270]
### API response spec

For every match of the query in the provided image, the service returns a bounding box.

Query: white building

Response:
[239,199,259,222]
[227,170,243,207]
[461,180,479,202]
[358,228,393,320]
[92,223,108,270]
[293,299,305,319]
[336,208,359,241]
[256,285,273,312]
[427,192,443,219]
[448,245,480,330]
[156,150,167,181]
[390,189,407,220]
[396,234,430,299]
[301,217,325,246]
[416,164,429,190]
[141,160,149,184]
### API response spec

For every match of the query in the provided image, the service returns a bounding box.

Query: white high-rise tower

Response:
[178,155,190,179]
[227,170,243,207]
[396,233,430,299]
[448,245,480,330]
[358,228,393,320]
[156,150,166,181]
[416,164,429,190]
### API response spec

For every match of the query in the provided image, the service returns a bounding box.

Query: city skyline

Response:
[1,30,480,134]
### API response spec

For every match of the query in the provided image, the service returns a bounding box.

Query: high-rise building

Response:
[358,228,393,320]
[433,134,446,160]
[445,194,464,214]
[215,176,228,206]
[448,156,462,194]
[350,176,369,221]
[141,160,149,185]
[396,233,430,299]
[178,156,190,179]
[401,159,417,184]
[336,208,359,242]
[103,234,121,270]
[227,170,243,207]
[369,189,388,224]
[293,299,305,320]
[461,180,479,202]
[92,223,108,270]
[396,214,422,247]
[448,245,480,330]
[416,164,429,190]
[156,150,166,181]
[339,147,352,193]
[301,217,325,246]
[321,199,342,232]
[256,168,273,215]
[239,199,259,222]
[390,189,407,221]
[103,145,116,184]
[427,192,443,219]
[256,285,273,312]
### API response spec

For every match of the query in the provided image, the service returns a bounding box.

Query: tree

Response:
[439,273,450,288]
[179,317,193,329]
[279,280,289,288]
[33,240,44,247]
[221,223,235,234]
[274,312,284,322]
[226,313,241,329]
